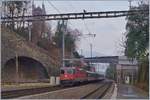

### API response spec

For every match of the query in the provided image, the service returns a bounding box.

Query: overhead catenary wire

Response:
[67,1,78,13]
[47,1,61,14]
[83,20,91,35]
[47,1,95,58]
[66,1,93,38]
[66,1,95,58]
[47,0,77,29]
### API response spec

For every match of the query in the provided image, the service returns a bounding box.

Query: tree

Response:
[53,20,66,48]
[106,64,116,80]
[31,4,52,44]
[124,2,149,91]
[2,1,30,29]
[125,2,149,59]
[53,20,81,53]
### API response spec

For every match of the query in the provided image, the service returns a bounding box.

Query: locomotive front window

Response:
[67,69,74,74]
[73,69,75,74]
[61,70,65,74]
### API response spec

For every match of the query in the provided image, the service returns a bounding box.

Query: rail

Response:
[1,85,62,99]
[81,81,112,99]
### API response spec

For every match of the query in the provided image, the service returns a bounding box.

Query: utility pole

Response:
[82,33,95,58]
[15,39,21,85]
[90,43,92,58]
[129,0,132,9]
[132,70,134,85]
[62,20,68,68]
[62,28,95,67]
[62,24,65,68]
[28,22,31,41]
[9,39,21,84]
[81,49,83,56]
[83,33,95,68]
[15,51,19,84]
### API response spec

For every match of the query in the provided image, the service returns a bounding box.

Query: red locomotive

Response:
[60,64,104,85]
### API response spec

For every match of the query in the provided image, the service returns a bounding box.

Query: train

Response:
[60,66,104,86]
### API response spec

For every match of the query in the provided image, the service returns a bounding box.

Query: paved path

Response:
[111,84,117,99]
[117,84,149,99]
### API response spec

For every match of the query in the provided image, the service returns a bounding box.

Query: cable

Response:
[46,0,95,45]
[83,20,91,34]
[67,1,78,13]
[47,1,61,13]
[47,1,76,29]
[66,1,92,36]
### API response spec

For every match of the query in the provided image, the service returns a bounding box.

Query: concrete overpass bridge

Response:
[2,27,61,83]
[85,56,138,84]
[85,56,118,64]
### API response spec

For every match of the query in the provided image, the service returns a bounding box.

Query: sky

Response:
[33,0,141,73]
[34,0,139,57]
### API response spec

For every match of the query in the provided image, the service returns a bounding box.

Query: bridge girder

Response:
[85,56,118,64]
[1,10,148,23]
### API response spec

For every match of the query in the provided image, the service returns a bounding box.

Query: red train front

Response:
[60,60,104,86]
[60,67,87,85]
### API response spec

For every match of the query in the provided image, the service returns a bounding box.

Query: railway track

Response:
[81,81,112,99]
[2,80,112,99]
[18,80,113,99]
[1,85,63,99]
[1,81,98,99]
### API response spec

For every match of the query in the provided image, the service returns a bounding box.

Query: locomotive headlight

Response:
[64,75,67,77]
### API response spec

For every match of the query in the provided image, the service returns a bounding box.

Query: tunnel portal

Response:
[2,56,49,83]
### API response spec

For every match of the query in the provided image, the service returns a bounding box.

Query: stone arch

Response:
[2,56,49,83]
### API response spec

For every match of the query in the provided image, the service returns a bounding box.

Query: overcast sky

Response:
[35,0,139,57]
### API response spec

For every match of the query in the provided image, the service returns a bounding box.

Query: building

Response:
[116,56,138,84]
[31,3,51,44]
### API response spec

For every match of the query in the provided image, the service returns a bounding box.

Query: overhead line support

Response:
[1,10,148,23]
